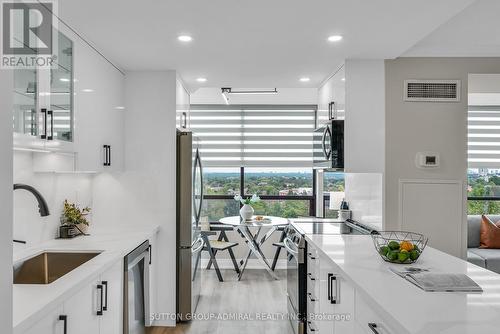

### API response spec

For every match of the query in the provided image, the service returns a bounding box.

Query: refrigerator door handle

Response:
[193,148,203,225]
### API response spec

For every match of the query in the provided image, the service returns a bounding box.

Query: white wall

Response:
[385,57,500,258]
[93,71,178,326]
[0,70,13,333]
[191,87,318,105]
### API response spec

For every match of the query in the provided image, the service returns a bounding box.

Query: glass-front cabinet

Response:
[13,29,74,150]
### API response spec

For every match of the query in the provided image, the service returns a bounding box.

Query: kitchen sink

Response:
[13,251,101,285]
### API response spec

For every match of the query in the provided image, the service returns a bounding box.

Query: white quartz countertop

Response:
[305,234,500,334]
[13,225,160,333]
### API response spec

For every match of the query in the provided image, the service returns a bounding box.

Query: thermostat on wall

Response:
[415,152,440,168]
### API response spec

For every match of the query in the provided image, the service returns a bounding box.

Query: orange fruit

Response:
[400,241,414,252]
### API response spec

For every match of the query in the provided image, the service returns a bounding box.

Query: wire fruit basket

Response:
[372,231,428,264]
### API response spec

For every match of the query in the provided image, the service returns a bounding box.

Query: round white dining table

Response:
[219,216,289,280]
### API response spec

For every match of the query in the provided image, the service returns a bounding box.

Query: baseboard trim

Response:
[200,258,287,270]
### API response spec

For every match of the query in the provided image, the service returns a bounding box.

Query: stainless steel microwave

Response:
[313,120,344,170]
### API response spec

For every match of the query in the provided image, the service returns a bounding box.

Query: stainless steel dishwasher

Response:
[124,240,151,334]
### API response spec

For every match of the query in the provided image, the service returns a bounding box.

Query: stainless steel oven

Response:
[313,120,344,170]
[284,225,306,334]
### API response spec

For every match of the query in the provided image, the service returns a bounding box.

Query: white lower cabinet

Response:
[21,260,123,334]
[23,305,64,334]
[64,280,100,334]
[355,292,396,334]
[99,261,124,334]
[312,250,355,334]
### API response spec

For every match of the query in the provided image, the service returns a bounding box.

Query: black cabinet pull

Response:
[102,281,108,311]
[103,145,108,166]
[59,315,67,334]
[328,273,338,304]
[107,145,111,166]
[307,252,316,260]
[307,292,317,302]
[307,272,316,281]
[148,245,152,265]
[47,110,53,140]
[97,284,104,315]
[103,145,111,166]
[368,323,380,334]
[41,108,47,139]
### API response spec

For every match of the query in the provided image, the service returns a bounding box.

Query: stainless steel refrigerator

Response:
[176,129,204,321]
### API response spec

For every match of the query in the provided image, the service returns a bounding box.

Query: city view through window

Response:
[468,168,500,214]
[201,168,345,222]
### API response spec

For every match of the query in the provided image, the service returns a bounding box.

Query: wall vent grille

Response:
[404,80,461,102]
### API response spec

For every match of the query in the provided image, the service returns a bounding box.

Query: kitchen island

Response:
[305,234,500,334]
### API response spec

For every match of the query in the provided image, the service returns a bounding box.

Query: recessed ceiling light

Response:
[82,89,94,93]
[300,77,310,82]
[115,106,125,110]
[341,78,346,81]
[178,35,192,42]
[196,77,207,83]
[60,78,70,82]
[327,35,343,42]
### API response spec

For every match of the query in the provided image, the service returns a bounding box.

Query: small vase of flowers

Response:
[234,194,261,221]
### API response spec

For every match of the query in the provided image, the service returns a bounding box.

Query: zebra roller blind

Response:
[190,105,317,167]
[468,105,500,168]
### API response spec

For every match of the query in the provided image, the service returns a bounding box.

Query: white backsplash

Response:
[13,151,93,251]
[345,172,384,231]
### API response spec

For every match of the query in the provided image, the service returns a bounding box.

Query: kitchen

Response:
[3,1,500,334]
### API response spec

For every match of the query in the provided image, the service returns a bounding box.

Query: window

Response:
[191,105,317,222]
[467,105,500,214]
[322,171,345,218]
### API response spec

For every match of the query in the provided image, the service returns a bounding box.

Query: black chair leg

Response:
[228,247,240,274]
[271,230,287,271]
[206,249,218,270]
[203,236,223,282]
[271,247,281,271]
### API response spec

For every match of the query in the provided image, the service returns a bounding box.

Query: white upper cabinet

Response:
[71,28,125,173]
[176,78,190,129]
[20,12,125,173]
[317,65,345,127]
[13,27,75,152]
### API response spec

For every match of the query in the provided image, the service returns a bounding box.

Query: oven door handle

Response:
[284,237,299,255]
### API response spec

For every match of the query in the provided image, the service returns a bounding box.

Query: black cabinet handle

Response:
[307,252,316,260]
[97,284,104,315]
[368,323,380,334]
[41,108,47,139]
[107,145,111,166]
[307,321,317,332]
[103,145,108,166]
[148,245,152,265]
[59,315,67,334]
[307,272,316,281]
[47,110,53,140]
[307,292,317,302]
[102,281,108,311]
[328,273,338,304]
[103,145,111,166]
[182,111,187,128]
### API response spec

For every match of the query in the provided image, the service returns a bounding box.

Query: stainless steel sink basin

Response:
[13,251,101,284]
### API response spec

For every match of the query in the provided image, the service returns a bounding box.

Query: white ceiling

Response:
[59,0,475,90]
[404,0,500,57]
